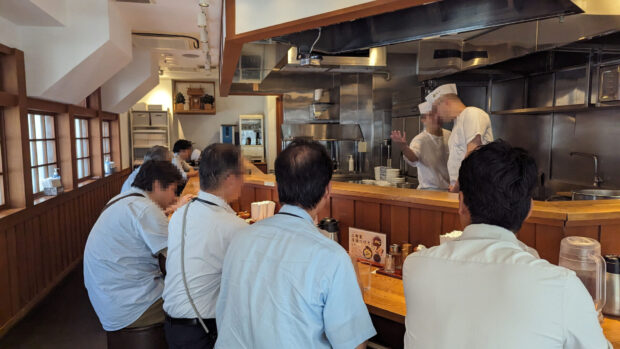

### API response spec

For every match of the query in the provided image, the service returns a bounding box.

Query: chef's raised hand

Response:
[390,130,407,145]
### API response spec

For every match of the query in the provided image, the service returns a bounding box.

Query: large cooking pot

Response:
[572,190,620,200]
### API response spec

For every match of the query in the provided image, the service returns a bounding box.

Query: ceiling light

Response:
[199,0,209,7]
[182,53,200,58]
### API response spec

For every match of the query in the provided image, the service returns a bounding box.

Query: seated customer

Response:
[215,140,376,349]
[121,145,172,193]
[172,139,198,180]
[163,144,248,349]
[402,141,610,349]
[84,161,182,332]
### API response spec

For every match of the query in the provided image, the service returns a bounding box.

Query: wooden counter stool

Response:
[106,323,167,349]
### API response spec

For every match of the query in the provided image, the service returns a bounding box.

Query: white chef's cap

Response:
[418,101,432,114]
[190,148,201,162]
[425,83,458,103]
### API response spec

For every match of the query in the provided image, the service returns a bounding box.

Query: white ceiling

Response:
[115,0,222,77]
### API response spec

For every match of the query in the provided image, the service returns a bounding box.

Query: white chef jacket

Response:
[447,106,493,185]
[83,188,168,331]
[405,129,451,190]
[172,154,189,180]
[402,223,611,349]
[163,191,248,319]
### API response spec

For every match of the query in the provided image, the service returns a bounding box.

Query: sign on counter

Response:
[349,227,387,266]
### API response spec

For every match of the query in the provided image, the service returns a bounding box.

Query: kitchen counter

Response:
[360,262,620,348]
[241,172,620,223]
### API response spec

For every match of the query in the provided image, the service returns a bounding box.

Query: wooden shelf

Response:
[174,109,216,115]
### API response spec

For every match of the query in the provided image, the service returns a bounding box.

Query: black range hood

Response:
[271,0,583,54]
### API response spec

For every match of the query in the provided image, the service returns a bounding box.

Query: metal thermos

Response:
[318,218,340,243]
[604,255,620,316]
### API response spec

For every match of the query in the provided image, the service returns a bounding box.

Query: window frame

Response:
[0,109,9,209]
[102,120,112,165]
[27,111,61,198]
[74,117,93,182]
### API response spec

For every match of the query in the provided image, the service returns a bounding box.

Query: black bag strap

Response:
[101,193,145,213]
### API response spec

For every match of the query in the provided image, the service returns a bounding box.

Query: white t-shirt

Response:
[403,223,611,349]
[405,129,450,190]
[172,154,189,180]
[447,106,494,185]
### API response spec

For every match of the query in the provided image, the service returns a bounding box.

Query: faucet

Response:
[570,152,603,187]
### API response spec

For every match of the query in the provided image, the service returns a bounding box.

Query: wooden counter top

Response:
[240,174,620,223]
[360,263,620,347]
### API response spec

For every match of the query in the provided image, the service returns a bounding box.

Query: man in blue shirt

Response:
[84,161,182,331]
[215,140,376,349]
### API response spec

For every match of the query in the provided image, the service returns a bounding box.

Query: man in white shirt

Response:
[390,101,450,190]
[172,139,198,181]
[163,143,247,349]
[402,141,610,349]
[428,84,493,192]
[121,145,172,193]
[215,140,376,349]
[84,160,182,332]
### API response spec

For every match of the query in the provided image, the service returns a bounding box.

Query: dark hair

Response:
[275,140,332,210]
[173,139,192,153]
[459,140,538,232]
[144,145,171,162]
[132,160,183,192]
[199,143,242,191]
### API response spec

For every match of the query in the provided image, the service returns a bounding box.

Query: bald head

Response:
[434,93,466,121]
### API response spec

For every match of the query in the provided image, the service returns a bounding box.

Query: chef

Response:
[390,100,450,190]
[427,84,493,192]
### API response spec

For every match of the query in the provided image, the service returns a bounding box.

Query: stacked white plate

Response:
[385,168,400,182]
[374,166,382,180]
[389,177,406,184]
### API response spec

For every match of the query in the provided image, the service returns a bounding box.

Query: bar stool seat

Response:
[106,323,167,349]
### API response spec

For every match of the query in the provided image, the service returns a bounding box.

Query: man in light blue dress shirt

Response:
[84,161,182,331]
[215,140,376,349]
[121,145,172,193]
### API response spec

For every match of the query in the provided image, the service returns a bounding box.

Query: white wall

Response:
[133,79,267,155]
[235,0,371,34]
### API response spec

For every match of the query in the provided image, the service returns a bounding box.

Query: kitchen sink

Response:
[571,189,620,200]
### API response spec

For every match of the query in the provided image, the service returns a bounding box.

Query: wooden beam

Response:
[0,44,13,56]
[0,91,17,107]
[276,95,283,155]
[27,97,68,114]
[219,0,438,96]
[100,111,118,121]
[68,105,96,118]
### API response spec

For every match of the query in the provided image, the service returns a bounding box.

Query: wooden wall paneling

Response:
[239,184,255,212]
[389,205,409,245]
[255,187,272,202]
[380,204,391,239]
[516,222,537,249]
[0,230,12,325]
[71,199,79,259]
[31,216,42,295]
[354,201,381,232]
[409,208,442,247]
[601,225,620,255]
[53,209,62,276]
[5,227,19,316]
[14,223,29,308]
[535,224,564,264]
[61,204,70,268]
[23,219,35,302]
[90,113,104,178]
[39,212,50,285]
[564,225,600,240]
[1,49,32,206]
[441,212,461,234]
[56,112,75,190]
[331,197,354,251]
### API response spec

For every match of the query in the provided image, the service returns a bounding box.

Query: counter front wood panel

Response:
[0,170,130,337]
[237,174,620,264]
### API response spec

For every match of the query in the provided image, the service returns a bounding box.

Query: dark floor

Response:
[0,263,107,349]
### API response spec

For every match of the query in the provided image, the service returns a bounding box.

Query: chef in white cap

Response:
[427,84,493,192]
[390,101,450,190]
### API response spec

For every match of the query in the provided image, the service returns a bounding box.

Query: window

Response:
[28,113,58,194]
[0,111,7,207]
[74,118,91,180]
[102,121,111,163]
